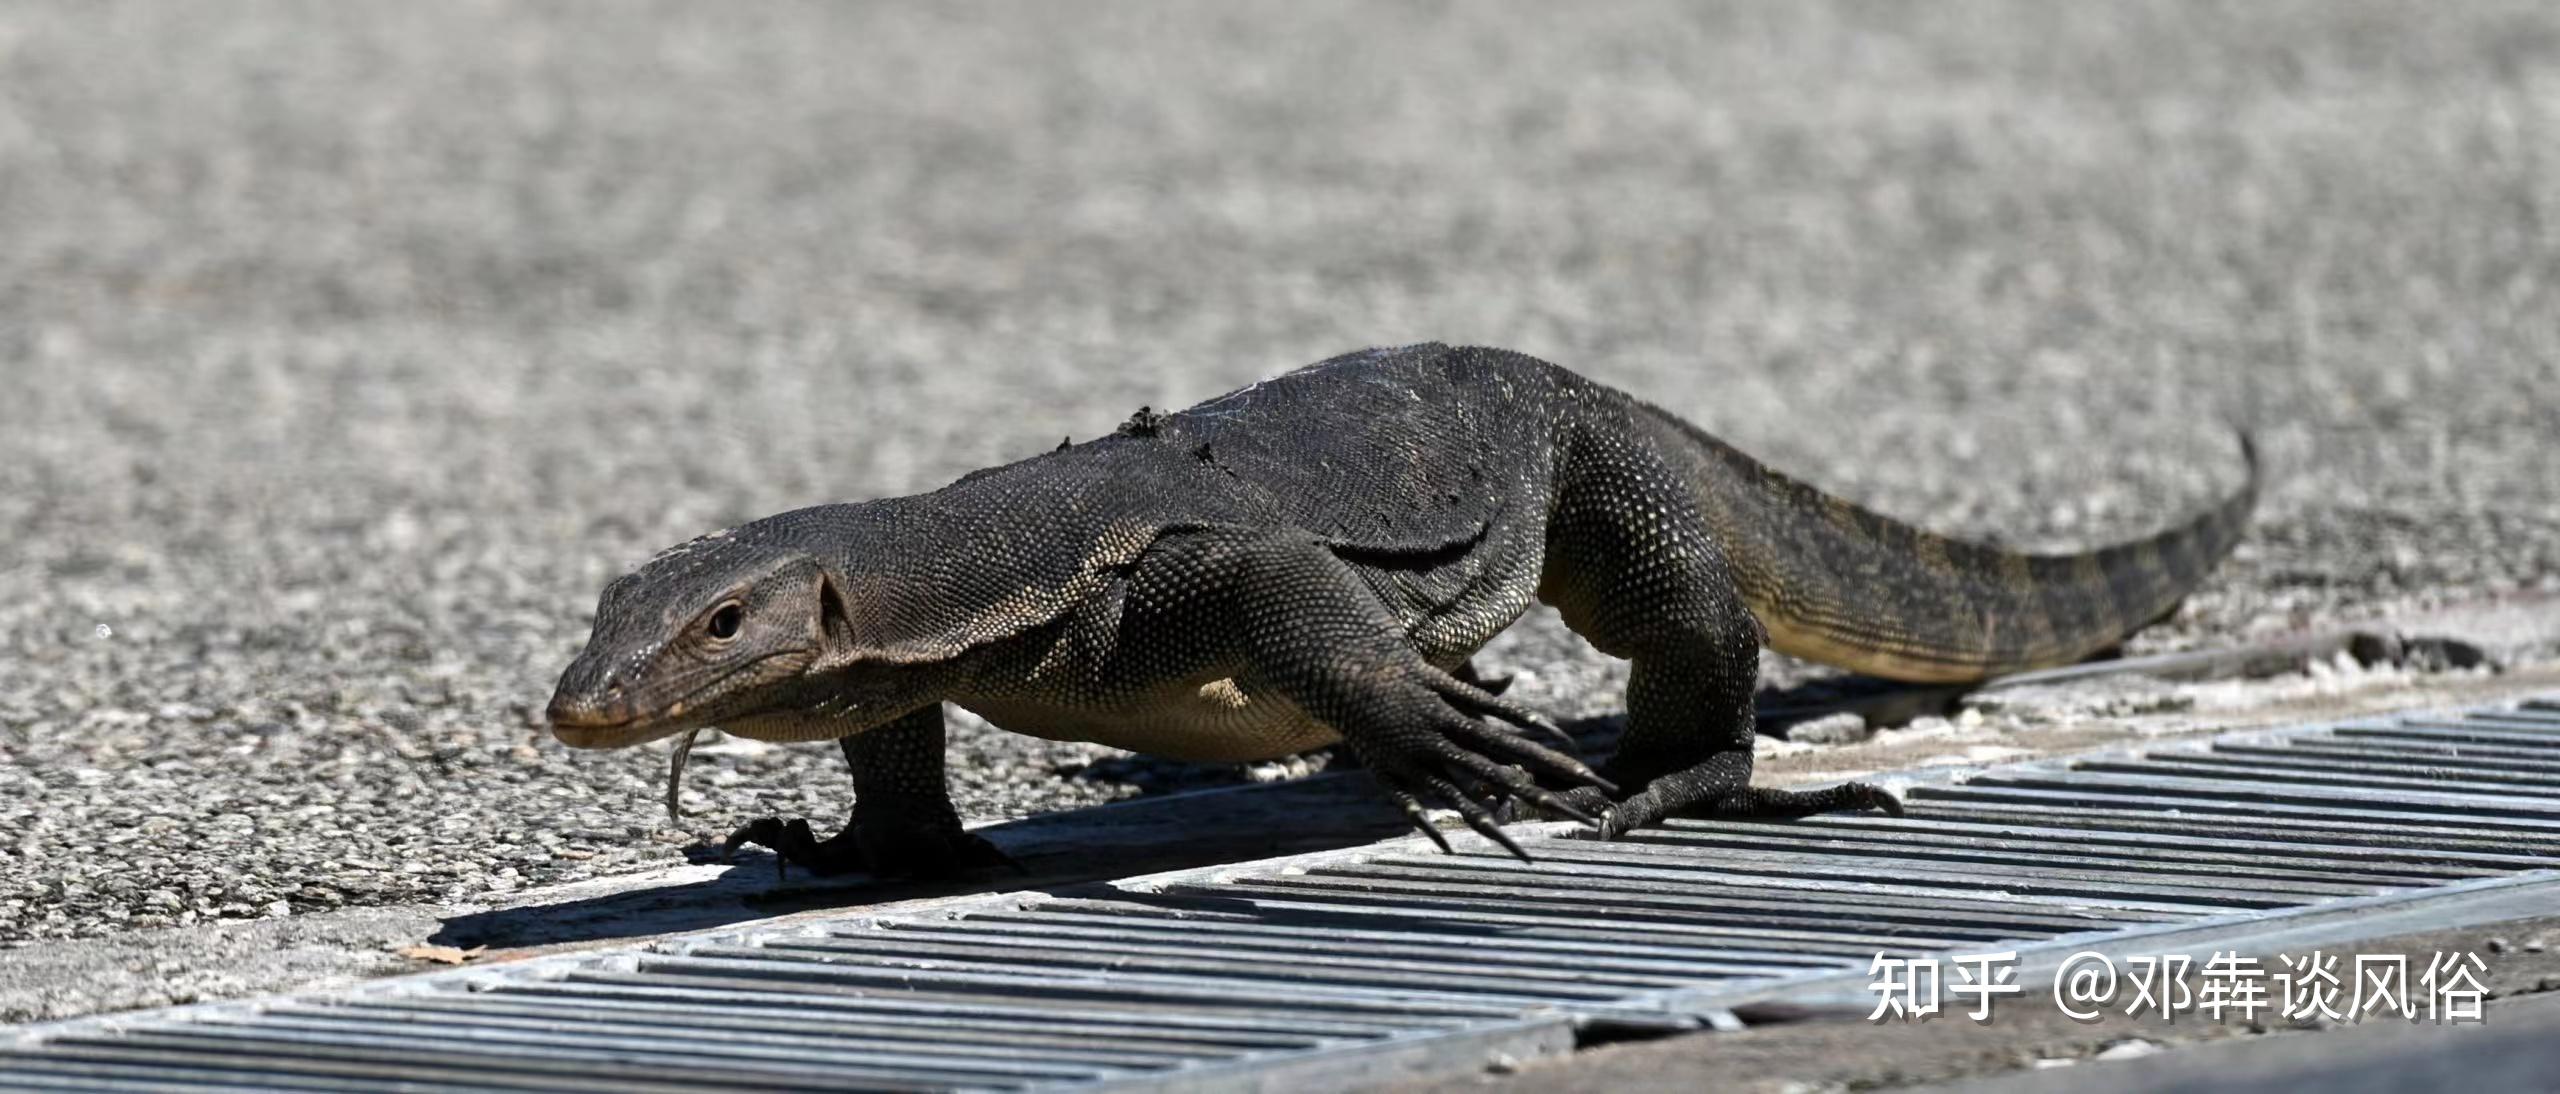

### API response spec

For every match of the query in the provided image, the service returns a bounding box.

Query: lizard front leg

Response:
[1123,529,1611,859]
[722,703,1018,879]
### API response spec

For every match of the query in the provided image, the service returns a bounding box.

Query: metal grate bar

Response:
[8,697,2558,1091]
[1951,774,2560,820]
[307,998,1217,1066]
[784,929,1709,989]
[508,976,1416,1042]
[1616,821,2497,883]
[2208,741,2560,774]
[1910,784,2560,832]
[864,916,1837,978]
[1889,801,2560,858]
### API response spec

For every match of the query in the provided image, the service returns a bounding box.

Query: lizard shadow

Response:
[431,681,1946,952]
[429,760,1434,951]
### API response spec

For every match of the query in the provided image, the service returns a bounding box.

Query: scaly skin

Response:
[547,344,2255,875]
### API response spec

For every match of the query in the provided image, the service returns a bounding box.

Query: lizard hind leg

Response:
[1539,431,1901,837]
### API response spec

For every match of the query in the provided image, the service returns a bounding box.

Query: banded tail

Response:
[1634,405,2258,683]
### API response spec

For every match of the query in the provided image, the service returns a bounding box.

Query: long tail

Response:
[1631,404,2258,683]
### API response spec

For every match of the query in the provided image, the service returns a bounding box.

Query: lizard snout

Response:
[546,664,641,746]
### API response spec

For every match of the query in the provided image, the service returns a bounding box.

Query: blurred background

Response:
[2,1,2555,943]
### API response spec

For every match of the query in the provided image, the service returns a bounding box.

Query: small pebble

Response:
[1787,712,1873,745]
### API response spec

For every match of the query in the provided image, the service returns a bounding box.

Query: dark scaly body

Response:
[548,344,2255,872]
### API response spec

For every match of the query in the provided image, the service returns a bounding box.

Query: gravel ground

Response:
[2,1,2556,945]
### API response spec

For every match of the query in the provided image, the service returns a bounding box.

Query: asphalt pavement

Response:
[2,1,2556,945]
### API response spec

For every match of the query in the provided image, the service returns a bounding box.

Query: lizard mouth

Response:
[549,717,693,751]
[546,652,811,750]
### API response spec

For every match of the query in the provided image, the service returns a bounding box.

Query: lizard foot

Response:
[1356,669,1617,863]
[854,812,1024,879]
[1573,778,1902,840]
[721,816,1022,881]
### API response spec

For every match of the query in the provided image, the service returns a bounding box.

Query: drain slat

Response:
[1512,834,2399,893]
[2273,742,2560,768]
[10,698,2560,1092]
[1319,855,2298,916]
[822,923,1742,982]
[2335,724,2560,748]
[1323,853,2206,912]
[1967,771,2560,819]
[46,1030,905,1093]
[321,997,1220,1064]
[2076,756,2560,794]
[1052,892,1925,956]
[938,907,1856,970]
[2421,712,2560,730]
[1701,813,2551,868]
[1917,782,2560,830]
[2216,740,2560,774]
[0,1052,562,1094]
[750,934,1681,997]
[529,974,1416,1039]
[186,1012,1114,1084]
[1886,802,2560,858]
[888,915,1838,977]
[1177,879,2043,947]
[1570,827,2457,886]
[1256,859,2309,916]
[641,950,1540,1016]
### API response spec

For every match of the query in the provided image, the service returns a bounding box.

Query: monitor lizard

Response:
[546,343,2256,875]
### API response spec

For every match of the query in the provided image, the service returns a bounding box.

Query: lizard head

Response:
[547,524,855,750]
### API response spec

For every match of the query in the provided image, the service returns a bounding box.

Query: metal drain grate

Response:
[7,698,2559,1092]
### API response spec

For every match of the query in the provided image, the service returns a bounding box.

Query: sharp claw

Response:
[1426,666,1530,714]
[1431,671,1570,740]
[1436,715,1603,791]
[1453,796,1534,862]
[1534,790,1598,826]
[1510,741,1615,793]
[719,817,808,880]
[1540,753,1614,792]
[1522,719,1579,756]
[1473,760,1597,828]
[1487,708,1579,758]
[1480,822,1534,863]
[1479,698,1573,750]
[1428,740,1605,835]
[719,818,770,862]
[1399,798,1455,855]
[1418,771,1538,863]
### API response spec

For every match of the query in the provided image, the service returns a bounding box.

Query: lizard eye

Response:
[705,603,743,640]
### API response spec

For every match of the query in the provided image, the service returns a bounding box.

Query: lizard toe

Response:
[722,815,868,878]
[1704,780,1904,820]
